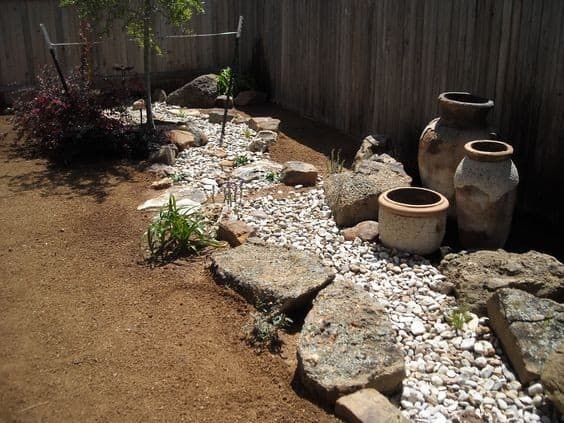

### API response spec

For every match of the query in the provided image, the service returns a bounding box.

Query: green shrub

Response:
[233,155,249,167]
[146,195,222,263]
[217,67,233,96]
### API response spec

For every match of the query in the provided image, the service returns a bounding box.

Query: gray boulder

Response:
[211,243,334,313]
[208,111,235,124]
[280,161,318,187]
[354,135,390,164]
[323,169,410,227]
[440,250,564,315]
[247,130,278,153]
[487,288,564,384]
[353,154,412,186]
[234,90,267,106]
[541,342,564,414]
[148,144,177,165]
[215,95,234,108]
[298,280,405,404]
[166,74,218,107]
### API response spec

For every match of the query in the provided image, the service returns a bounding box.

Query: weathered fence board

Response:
[1,0,562,225]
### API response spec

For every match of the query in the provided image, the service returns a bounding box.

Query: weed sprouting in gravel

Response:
[146,195,223,264]
[233,155,250,167]
[265,171,279,183]
[445,305,473,333]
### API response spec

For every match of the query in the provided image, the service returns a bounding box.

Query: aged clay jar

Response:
[378,187,449,255]
[418,92,495,216]
[454,140,519,249]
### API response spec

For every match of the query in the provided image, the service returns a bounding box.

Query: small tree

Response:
[60,0,204,130]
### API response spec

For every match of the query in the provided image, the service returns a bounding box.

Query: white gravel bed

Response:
[153,109,550,422]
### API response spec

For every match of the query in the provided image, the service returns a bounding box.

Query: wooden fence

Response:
[1,0,563,225]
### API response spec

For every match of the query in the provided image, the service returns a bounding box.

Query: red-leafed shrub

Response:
[12,66,147,162]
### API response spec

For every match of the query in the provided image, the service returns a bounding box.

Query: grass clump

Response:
[445,305,473,332]
[327,149,345,174]
[146,195,222,264]
[233,155,250,167]
[265,171,279,183]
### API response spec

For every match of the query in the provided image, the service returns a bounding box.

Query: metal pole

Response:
[40,24,69,95]
[220,16,243,147]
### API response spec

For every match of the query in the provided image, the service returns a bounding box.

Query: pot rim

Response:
[438,92,494,109]
[379,187,449,217]
[464,140,514,162]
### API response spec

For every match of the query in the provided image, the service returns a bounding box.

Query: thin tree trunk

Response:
[143,0,155,130]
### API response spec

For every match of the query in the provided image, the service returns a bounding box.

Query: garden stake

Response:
[40,24,69,95]
[219,16,243,147]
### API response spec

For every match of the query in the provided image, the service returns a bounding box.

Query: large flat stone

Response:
[211,243,334,313]
[298,280,405,404]
[137,187,206,211]
[335,389,407,423]
[541,342,564,414]
[440,249,564,315]
[487,288,564,384]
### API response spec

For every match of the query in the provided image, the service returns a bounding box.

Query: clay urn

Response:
[454,140,519,249]
[418,92,495,216]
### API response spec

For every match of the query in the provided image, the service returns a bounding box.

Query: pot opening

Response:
[386,188,442,206]
[469,140,510,153]
[442,92,490,104]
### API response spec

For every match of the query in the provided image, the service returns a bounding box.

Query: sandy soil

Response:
[0,114,339,423]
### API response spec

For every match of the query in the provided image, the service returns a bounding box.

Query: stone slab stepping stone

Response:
[441,249,564,315]
[248,117,281,133]
[541,342,564,414]
[231,159,283,182]
[211,243,334,313]
[487,288,564,384]
[335,389,407,423]
[298,280,405,404]
[137,187,206,211]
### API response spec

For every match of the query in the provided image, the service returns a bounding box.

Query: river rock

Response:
[541,342,564,414]
[297,280,405,404]
[215,95,234,108]
[217,220,255,247]
[440,250,564,315]
[487,288,564,384]
[280,161,318,187]
[341,221,379,242]
[335,388,407,423]
[248,117,281,133]
[211,243,334,313]
[167,130,196,151]
[166,74,218,107]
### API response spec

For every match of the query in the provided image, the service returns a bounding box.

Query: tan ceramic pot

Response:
[418,92,495,216]
[378,187,449,255]
[454,140,519,249]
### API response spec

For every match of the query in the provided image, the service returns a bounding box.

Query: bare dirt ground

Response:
[0,113,343,423]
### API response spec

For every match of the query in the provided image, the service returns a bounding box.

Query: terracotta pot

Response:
[378,187,449,255]
[454,140,519,249]
[418,92,495,216]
